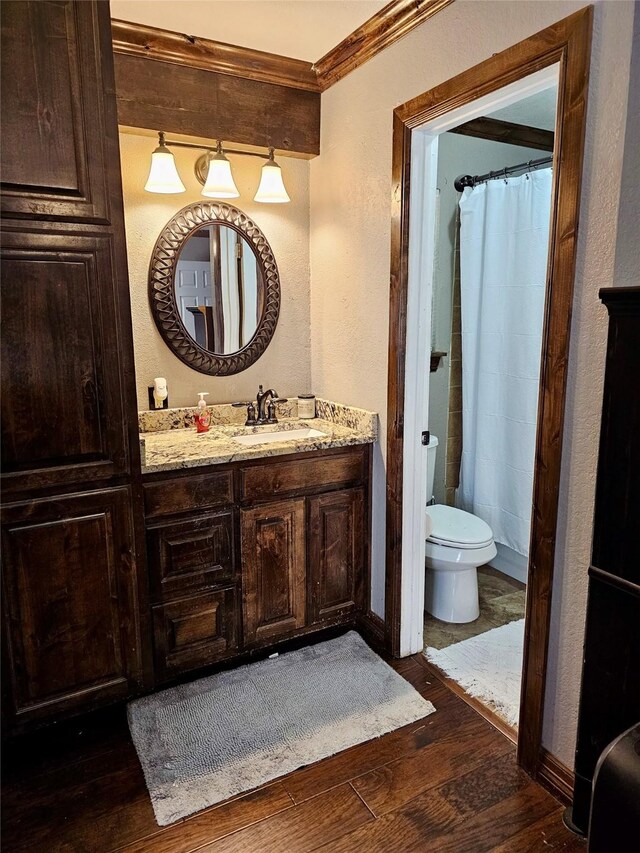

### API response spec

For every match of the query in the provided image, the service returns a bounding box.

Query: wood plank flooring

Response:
[1,651,584,852]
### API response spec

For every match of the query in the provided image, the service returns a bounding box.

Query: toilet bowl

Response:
[423,435,496,623]
[425,504,496,623]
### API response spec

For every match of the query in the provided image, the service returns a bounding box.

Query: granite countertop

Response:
[139,399,378,475]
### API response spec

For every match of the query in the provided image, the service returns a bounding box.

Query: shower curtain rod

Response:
[454,155,553,192]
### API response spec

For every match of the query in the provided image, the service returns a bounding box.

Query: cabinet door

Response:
[0,1,112,222]
[1,487,143,724]
[0,230,130,493]
[308,489,364,623]
[241,499,306,645]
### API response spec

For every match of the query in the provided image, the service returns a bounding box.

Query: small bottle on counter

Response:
[195,392,210,433]
[298,394,316,419]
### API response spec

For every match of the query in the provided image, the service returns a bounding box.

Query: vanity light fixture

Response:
[144,132,186,194]
[144,133,290,203]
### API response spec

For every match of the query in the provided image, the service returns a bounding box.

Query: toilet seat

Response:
[426,504,493,549]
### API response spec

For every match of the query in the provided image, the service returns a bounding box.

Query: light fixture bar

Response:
[161,137,269,160]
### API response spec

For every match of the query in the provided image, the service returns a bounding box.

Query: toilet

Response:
[424,436,496,623]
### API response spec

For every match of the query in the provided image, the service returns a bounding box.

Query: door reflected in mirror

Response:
[175,224,265,355]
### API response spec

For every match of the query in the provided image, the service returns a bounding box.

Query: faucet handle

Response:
[232,401,257,426]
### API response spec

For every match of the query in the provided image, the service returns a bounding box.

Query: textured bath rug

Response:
[425,618,524,728]
[128,631,435,825]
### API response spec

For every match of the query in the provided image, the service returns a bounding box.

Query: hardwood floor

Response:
[1,650,584,852]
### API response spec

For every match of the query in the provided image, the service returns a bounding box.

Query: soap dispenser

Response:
[195,392,210,433]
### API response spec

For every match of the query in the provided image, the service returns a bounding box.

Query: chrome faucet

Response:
[232,385,287,426]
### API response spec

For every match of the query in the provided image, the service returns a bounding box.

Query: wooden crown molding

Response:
[313,0,455,91]
[112,0,455,96]
[111,19,321,92]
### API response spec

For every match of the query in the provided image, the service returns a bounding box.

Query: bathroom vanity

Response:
[140,405,376,684]
[0,0,378,734]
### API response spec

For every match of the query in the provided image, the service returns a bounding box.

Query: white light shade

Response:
[254,159,290,203]
[202,152,239,198]
[144,146,185,194]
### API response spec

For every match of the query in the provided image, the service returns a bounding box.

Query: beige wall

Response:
[119,132,311,410]
[310,0,635,767]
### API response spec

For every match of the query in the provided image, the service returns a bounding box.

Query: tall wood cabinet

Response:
[569,287,640,833]
[0,1,148,729]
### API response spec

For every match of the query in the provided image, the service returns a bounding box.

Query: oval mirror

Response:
[149,202,280,375]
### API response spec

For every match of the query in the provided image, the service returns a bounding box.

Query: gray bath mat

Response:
[128,631,435,825]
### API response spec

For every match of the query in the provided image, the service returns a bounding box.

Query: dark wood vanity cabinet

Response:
[1,1,148,731]
[143,446,371,683]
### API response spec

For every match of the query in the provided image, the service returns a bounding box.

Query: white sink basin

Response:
[231,427,327,446]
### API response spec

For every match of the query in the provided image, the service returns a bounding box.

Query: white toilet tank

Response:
[426,435,439,502]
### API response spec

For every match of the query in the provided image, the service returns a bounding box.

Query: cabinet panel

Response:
[241,499,306,644]
[0,230,129,492]
[143,471,233,519]
[309,489,364,623]
[0,1,111,222]
[240,450,365,502]
[152,588,237,680]
[1,487,142,722]
[147,511,235,602]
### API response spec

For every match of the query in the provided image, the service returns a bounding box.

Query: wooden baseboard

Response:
[357,611,386,652]
[538,747,575,805]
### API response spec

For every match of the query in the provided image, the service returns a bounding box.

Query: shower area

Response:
[423,85,557,729]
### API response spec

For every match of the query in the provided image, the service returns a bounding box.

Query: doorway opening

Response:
[385,8,592,781]
[420,73,559,739]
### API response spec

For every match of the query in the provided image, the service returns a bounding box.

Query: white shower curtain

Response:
[457,169,552,557]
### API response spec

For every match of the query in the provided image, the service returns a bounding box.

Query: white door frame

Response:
[399,65,560,656]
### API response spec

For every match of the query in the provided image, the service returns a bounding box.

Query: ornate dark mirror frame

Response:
[148,201,281,375]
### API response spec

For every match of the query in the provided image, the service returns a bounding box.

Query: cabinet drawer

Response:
[240,450,365,502]
[147,511,235,603]
[143,470,233,518]
[152,587,237,680]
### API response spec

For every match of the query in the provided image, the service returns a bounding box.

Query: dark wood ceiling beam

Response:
[111,19,320,92]
[114,53,321,157]
[313,0,455,91]
[449,116,555,151]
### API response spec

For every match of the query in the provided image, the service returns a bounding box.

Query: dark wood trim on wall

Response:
[385,5,593,784]
[313,0,455,91]
[111,19,320,93]
[450,117,555,151]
